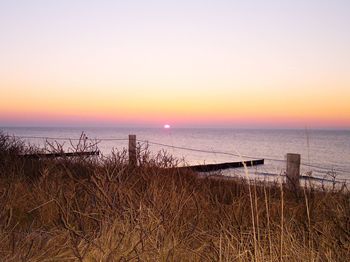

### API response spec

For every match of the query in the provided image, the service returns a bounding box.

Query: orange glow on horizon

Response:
[1,105,349,128]
[1,84,350,128]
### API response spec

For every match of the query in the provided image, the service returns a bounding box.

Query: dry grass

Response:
[0,133,349,261]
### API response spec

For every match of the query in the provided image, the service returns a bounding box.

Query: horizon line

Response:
[1,125,349,131]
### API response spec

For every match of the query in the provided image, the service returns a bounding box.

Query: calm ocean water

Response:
[1,127,350,182]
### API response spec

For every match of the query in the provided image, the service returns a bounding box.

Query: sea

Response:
[1,127,349,184]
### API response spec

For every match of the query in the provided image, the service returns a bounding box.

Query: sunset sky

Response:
[0,0,349,128]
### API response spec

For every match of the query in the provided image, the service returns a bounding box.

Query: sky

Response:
[0,0,349,128]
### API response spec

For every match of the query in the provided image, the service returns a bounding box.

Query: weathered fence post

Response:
[286,153,300,189]
[129,134,137,167]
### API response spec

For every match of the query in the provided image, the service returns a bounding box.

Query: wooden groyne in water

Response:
[177,159,265,172]
[20,151,99,159]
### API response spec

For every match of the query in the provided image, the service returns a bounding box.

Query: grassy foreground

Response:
[0,134,349,261]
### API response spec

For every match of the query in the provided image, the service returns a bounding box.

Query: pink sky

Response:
[1,1,349,129]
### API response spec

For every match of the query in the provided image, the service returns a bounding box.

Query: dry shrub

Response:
[0,134,349,261]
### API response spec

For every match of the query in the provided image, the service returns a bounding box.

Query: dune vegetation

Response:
[0,133,349,261]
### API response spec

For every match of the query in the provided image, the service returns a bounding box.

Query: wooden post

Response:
[286,153,300,189]
[129,134,137,167]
